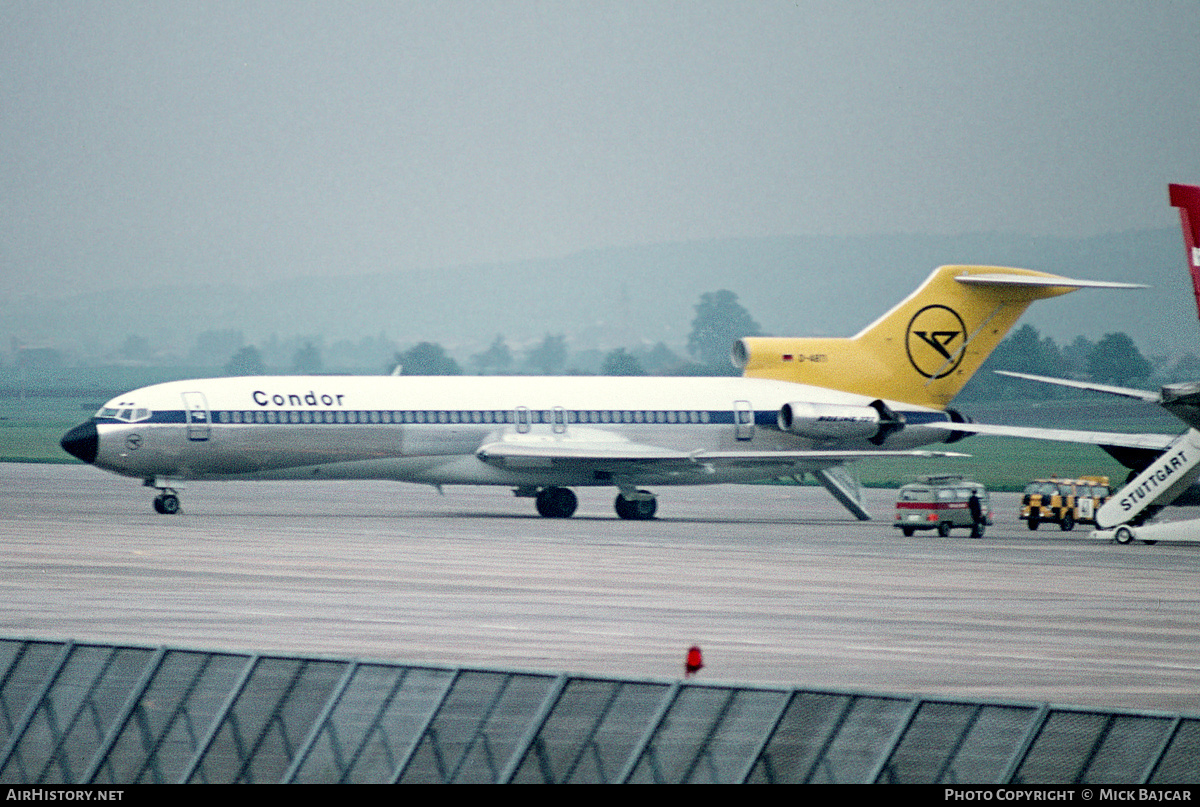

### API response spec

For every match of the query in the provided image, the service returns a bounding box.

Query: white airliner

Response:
[60,264,1136,518]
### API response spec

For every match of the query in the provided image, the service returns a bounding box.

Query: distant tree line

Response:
[19,289,1192,399]
[381,289,764,376]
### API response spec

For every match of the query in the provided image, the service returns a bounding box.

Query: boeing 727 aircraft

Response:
[60,265,1135,518]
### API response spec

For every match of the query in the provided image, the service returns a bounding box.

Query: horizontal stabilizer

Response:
[956,273,1146,290]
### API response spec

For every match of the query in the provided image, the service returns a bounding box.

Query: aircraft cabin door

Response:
[734,400,754,441]
[182,392,211,441]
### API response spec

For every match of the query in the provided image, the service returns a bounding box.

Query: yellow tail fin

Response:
[735,265,1137,409]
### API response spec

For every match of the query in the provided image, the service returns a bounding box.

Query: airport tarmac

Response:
[3,462,1200,713]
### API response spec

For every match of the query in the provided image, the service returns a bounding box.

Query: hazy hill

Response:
[5,228,1193,360]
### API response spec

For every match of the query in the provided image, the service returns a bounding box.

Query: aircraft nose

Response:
[61,421,99,464]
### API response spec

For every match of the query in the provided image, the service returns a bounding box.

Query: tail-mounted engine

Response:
[942,408,973,444]
[778,400,904,445]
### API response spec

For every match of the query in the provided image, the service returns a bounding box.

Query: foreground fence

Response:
[0,637,1197,784]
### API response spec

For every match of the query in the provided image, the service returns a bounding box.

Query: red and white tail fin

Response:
[1168,183,1200,322]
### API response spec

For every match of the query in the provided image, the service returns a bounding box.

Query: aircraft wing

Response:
[475,440,967,471]
[924,421,1176,451]
[995,371,1200,430]
[993,370,1160,402]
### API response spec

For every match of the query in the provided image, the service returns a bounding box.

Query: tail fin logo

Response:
[906,304,967,379]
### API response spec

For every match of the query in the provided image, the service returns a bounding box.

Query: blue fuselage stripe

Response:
[94,408,946,428]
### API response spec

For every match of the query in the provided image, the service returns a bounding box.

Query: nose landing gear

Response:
[152,490,180,514]
[145,480,181,515]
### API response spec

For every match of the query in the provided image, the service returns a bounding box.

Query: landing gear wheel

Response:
[153,492,180,515]
[615,492,657,520]
[1114,526,1134,545]
[535,487,577,518]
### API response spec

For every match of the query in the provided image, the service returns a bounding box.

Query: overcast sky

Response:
[3,1,1198,298]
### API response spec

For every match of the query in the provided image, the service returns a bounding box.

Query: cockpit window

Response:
[97,406,153,423]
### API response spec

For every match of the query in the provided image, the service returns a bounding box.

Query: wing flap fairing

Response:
[475,439,967,472]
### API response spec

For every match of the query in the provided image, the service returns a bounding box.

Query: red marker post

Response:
[685,645,704,677]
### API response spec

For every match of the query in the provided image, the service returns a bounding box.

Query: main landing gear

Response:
[535,487,578,518]
[614,490,657,521]
[145,480,181,515]
[523,486,659,520]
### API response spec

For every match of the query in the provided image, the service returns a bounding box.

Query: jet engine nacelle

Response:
[778,400,903,444]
